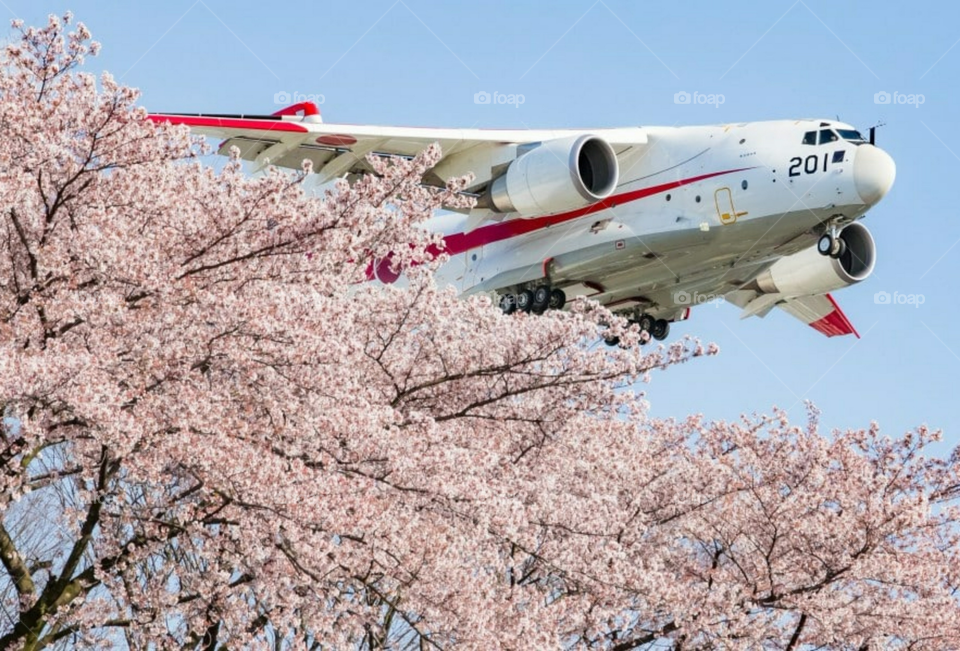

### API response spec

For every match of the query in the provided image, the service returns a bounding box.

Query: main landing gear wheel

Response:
[548,288,567,310]
[603,334,621,347]
[633,314,656,342]
[532,285,551,315]
[636,314,655,333]
[501,286,567,317]
[651,319,670,341]
[516,289,534,313]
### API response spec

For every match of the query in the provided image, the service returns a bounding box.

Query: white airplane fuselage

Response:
[423,118,894,325]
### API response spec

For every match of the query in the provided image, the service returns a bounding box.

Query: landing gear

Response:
[833,238,847,259]
[548,288,566,310]
[515,289,534,313]
[500,285,566,316]
[499,287,673,344]
[636,314,655,334]
[651,319,670,341]
[624,313,671,343]
[817,232,834,256]
[626,314,655,343]
[818,226,847,259]
[532,285,551,315]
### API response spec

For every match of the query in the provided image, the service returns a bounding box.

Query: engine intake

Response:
[756,222,876,296]
[488,134,619,217]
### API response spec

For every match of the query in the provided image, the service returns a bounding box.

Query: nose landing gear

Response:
[817,225,848,259]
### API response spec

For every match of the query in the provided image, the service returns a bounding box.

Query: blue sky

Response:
[13,1,960,447]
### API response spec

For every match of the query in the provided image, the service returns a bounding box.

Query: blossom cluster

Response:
[0,14,958,651]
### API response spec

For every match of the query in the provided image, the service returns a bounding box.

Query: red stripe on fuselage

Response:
[369,167,751,282]
[442,167,754,255]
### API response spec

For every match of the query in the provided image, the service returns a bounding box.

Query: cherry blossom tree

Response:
[2,14,960,650]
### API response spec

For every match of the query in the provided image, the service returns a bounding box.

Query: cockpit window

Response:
[802,131,817,146]
[837,128,866,143]
[819,129,839,145]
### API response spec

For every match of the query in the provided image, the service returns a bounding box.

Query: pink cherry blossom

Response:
[1,14,959,651]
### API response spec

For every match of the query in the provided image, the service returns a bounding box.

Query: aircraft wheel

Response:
[651,319,670,341]
[516,289,534,313]
[499,293,517,315]
[548,288,567,310]
[603,335,621,347]
[817,233,835,256]
[637,314,655,333]
[532,285,551,314]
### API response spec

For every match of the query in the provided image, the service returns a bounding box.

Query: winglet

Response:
[272,101,322,122]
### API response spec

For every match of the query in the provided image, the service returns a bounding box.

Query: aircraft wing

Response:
[726,290,860,338]
[147,101,648,188]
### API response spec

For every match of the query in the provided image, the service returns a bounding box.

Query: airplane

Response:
[147,100,895,343]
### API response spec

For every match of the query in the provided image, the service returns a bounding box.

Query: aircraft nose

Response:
[854,144,896,205]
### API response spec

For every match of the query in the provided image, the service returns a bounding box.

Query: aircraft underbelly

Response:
[466,201,865,315]
[591,204,863,310]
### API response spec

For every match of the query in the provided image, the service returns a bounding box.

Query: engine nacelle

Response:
[756,222,876,296]
[488,134,619,217]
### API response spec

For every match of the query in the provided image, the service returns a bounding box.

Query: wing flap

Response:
[776,293,860,338]
[725,290,859,338]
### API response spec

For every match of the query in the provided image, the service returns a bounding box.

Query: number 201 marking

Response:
[789,154,829,177]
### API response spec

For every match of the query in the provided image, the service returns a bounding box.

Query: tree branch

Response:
[0,521,35,598]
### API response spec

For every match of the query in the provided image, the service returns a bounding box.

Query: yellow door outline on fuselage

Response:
[714,187,748,225]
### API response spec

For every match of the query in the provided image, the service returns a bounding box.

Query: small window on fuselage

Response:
[802,131,817,146]
[819,129,839,145]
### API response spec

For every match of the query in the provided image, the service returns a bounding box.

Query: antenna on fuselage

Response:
[869,120,886,146]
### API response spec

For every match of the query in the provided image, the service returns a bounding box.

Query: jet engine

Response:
[487,134,619,217]
[755,222,876,296]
